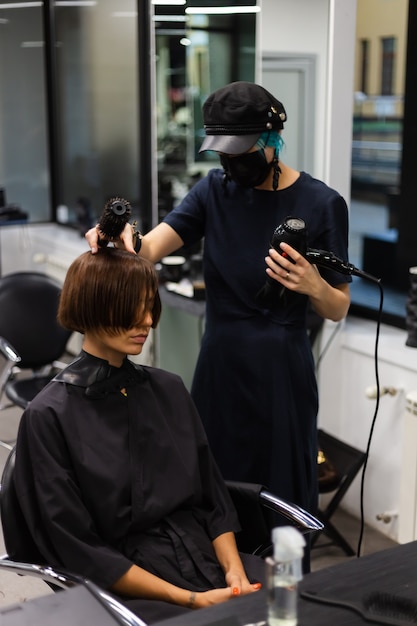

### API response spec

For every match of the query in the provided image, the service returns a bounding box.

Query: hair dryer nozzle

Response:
[306,249,381,283]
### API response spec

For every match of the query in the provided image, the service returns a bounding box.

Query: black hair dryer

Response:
[271,217,308,257]
[256,215,380,308]
[256,216,308,307]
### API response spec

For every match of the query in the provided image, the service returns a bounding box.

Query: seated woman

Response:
[13,248,263,624]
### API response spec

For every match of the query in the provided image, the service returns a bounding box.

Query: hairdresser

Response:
[86,81,351,552]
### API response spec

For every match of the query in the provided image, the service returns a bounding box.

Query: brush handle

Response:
[300,589,414,625]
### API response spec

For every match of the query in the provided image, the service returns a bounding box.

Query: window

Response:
[381,36,396,95]
[154,1,256,228]
[360,39,370,94]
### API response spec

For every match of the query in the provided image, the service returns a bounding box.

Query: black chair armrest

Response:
[226,481,323,558]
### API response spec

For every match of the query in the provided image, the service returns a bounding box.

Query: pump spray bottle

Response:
[266,526,306,626]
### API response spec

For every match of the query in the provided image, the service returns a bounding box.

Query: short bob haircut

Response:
[58,248,162,336]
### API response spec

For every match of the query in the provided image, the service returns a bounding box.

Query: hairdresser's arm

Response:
[85,222,183,263]
[307,280,350,321]
[140,222,184,263]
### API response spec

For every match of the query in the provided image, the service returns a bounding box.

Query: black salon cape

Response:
[14,351,264,623]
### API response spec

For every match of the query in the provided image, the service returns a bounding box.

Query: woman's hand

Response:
[192,580,262,609]
[207,531,262,607]
[85,223,136,255]
[225,570,262,596]
[265,241,350,321]
[265,241,321,297]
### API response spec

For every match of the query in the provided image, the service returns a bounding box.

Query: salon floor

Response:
[0,397,398,610]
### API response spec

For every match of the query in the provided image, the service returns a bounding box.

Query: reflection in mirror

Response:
[349,0,408,324]
[154,1,257,227]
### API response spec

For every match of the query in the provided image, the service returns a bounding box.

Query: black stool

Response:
[311,428,367,556]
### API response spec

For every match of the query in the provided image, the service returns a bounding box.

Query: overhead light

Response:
[21,41,44,47]
[152,1,185,5]
[0,1,96,6]
[152,14,188,22]
[55,1,97,5]
[185,6,260,15]
[156,29,186,35]
[180,37,191,46]
[0,2,42,8]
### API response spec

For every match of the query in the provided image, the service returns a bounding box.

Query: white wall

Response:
[317,317,416,543]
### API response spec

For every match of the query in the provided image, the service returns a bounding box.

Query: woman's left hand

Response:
[225,571,262,597]
[265,241,351,321]
[265,241,321,297]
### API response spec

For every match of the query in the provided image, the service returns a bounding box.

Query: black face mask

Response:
[220,149,273,188]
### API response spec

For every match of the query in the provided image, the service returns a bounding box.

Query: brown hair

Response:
[58,248,161,335]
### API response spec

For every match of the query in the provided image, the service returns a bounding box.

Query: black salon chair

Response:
[0,337,21,409]
[226,480,323,558]
[0,271,72,411]
[0,560,148,626]
[311,428,367,556]
[1,446,50,565]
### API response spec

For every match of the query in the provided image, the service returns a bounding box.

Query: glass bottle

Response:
[266,526,306,626]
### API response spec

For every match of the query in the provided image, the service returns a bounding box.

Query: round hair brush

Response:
[97,197,132,245]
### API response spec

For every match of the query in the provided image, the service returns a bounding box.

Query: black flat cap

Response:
[199,81,287,154]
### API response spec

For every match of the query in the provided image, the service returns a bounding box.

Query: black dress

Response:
[164,170,351,516]
[14,351,264,623]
